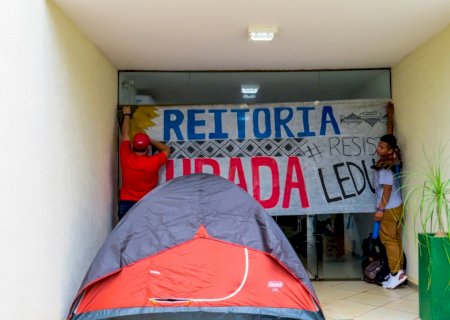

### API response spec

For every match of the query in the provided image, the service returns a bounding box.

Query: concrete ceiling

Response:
[52,0,450,71]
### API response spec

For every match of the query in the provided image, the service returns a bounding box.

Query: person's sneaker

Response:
[385,270,407,289]
[382,274,391,288]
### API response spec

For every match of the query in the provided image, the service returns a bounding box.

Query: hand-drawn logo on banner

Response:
[340,111,387,127]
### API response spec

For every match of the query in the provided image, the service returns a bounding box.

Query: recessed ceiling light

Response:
[241,84,260,94]
[248,25,278,41]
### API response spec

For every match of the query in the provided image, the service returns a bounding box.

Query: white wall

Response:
[0,1,117,318]
[392,24,450,285]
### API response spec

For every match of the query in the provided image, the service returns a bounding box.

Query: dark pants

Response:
[118,200,137,221]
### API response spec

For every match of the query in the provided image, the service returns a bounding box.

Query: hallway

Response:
[313,281,419,319]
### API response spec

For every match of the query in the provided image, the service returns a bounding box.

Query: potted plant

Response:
[402,145,450,320]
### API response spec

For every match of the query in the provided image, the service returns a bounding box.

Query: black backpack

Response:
[361,235,390,285]
[361,234,407,286]
[363,259,390,284]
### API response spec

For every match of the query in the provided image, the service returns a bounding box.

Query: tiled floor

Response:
[312,280,419,320]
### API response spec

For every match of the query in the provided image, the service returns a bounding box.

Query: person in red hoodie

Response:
[118,106,171,220]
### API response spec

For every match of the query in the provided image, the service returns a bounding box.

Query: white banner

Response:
[130,99,388,215]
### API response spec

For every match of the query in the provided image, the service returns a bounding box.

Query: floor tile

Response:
[315,286,359,301]
[324,300,377,317]
[383,298,419,314]
[311,280,344,290]
[365,285,416,298]
[313,280,419,320]
[357,307,418,320]
[316,294,340,306]
[333,281,378,293]
[402,291,419,301]
[313,280,420,320]
[322,308,355,320]
[345,291,398,306]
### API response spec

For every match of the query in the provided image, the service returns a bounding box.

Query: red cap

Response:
[132,132,151,151]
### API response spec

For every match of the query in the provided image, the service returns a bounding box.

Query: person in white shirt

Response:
[372,134,407,289]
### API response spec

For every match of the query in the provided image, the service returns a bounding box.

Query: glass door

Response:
[276,213,373,280]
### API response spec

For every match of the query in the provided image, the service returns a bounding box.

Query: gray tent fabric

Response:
[70,173,322,319]
[81,173,315,292]
[75,307,320,320]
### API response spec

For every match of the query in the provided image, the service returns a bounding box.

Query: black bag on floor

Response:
[361,233,408,285]
[361,235,390,285]
[363,258,390,284]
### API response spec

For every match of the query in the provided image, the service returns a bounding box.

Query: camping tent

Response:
[68,173,324,319]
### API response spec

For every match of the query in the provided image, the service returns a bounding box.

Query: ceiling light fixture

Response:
[241,84,260,94]
[248,25,278,41]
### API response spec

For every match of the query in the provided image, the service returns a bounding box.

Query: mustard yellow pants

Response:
[379,204,404,274]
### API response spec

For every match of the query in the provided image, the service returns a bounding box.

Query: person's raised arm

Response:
[151,140,171,158]
[121,106,131,141]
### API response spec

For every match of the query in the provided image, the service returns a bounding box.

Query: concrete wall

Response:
[392,24,450,285]
[0,1,117,318]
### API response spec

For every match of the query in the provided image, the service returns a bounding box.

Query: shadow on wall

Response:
[45,1,118,317]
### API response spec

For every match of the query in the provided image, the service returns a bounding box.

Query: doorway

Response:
[275,213,373,280]
[118,69,390,280]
